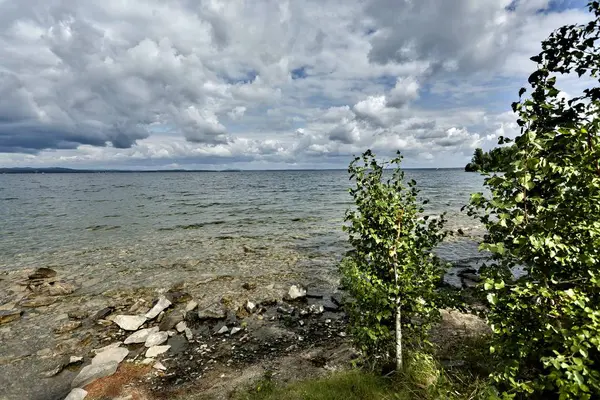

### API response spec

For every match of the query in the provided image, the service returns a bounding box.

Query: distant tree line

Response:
[464,146,516,172]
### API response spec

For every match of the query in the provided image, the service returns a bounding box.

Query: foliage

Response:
[340,150,448,370]
[467,2,600,398]
[465,146,516,172]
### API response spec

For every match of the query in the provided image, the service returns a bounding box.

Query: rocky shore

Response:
[0,267,351,400]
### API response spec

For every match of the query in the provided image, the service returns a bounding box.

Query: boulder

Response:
[71,361,118,388]
[112,315,147,331]
[144,331,169,347]
[286,285,307,300]
[64,388,88,400]
[159,311,184,331]
[0,309,22,325]
[198,305,227,321]
[29,267,57,280]
[123,327,159,344]
[145,296,172,320]
[145,345,170,358]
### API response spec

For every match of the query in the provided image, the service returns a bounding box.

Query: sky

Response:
[0,0,593,170]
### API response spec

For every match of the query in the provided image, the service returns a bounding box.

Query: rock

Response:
[145,296,172,320]
[277,304,295,315]
[308,304,325,315]
[20,296,56,308]
[145,345,171,358]
[128,299,148,314]
[242,282,257,290]
[153,361,167,371]
[42,364,64,378]
[245,301,256,314]
[286,285,307,300]
[331,293,344,307]
[92,347,128,365]
[198,305,227,321]
[306,290,324,299]
[167,330,176,337]
[69,356,84,364]
[92,307,114,321]
[44,281,76,296]
[184,328,193,341]
[71,361,119,388]
[165,291,191,304]
[67,310,89,320]
[64,388,88,400]
[54,320,82,334]
[29,267,57,280]
[216,325,229,335]
[243,245,256,254]
[175,321,187,333]
[185,300,198,313]
[124,327,159,344]
[141,358,155,365]
[112,315,147,331]
[230,327,242,335]
[159,311,184,331]
[323,300,339,312]
[0,310,22,325]
[92,342,122,355]
[145,331,169,347]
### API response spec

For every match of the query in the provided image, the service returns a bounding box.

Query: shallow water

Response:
[0,170,486,291]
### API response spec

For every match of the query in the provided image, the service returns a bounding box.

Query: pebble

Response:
[145,296,172,320]
[216,325,229,335]
[145,345,171,358]
[145,331,169,347]
[124,327,159,344]
[112,315,147,331]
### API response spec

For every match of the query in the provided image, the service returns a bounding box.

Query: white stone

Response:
[287,285,307,300]
[71,361,119,388]
[185,300,198,313]
[175,321,186,333]
[167,330,176,337]
[153,361,167,371]
[141,358,155,365]
[184,327,193,341]
[145,345,171,358]
[230,327,242,335]
[145,296,172,320]
[123,327,159,344]
[92,342,122,354]
[112,315,147,331]
[217,325,229,334]
[92,347,128,365]
[64,388,88,400]
[69,356,83,364]
[245,301,256,313]
[145,331,169,347]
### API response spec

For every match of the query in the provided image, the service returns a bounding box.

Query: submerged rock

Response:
[286,285,307,300]
[0,309,22,325]
[198,305,227,321]
[166,291,191,304]
[112,315,147,331]
[145,296,172,320]
[184,300,198,313]
[124,327,159,344]
[28,268,57,280]
[159,311,184,331]
[64,388,88,400]
[20,296,56,308]
[54,320,82,334]
[67,310,89,320]
[145,345,170,358]
[92,307,114,321]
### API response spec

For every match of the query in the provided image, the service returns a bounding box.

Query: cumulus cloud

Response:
[0,0,592,168]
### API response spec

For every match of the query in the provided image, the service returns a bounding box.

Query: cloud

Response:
[0,0,593,168]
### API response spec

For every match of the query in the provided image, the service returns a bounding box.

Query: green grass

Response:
[235,350,492,400]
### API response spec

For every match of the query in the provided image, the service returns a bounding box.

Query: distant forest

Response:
[464,146,516,172]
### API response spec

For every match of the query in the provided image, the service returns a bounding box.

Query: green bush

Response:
[468,2,600,398]
[341,150,447,371]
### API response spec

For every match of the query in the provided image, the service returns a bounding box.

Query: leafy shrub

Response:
[468,2,600,398]
[341,150,447,370]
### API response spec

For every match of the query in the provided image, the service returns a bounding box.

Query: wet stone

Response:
[323,300,340,312]
[331,293,344,307]
[159,311,184,331]
[67,310,89,320]
[92,307,114,321]
[184,300,198,313]
[198,305,227,321]
[286,285,307,300]
[54,320,82,334]
[306,290,324,299]
[242,282,257,290]
[166,291,191,304]
[20,296,56,308]
[145,296,172,320]
[28,267,57,280]
[71,361,119,388]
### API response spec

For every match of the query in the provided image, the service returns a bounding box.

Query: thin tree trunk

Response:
[396,302,402,371]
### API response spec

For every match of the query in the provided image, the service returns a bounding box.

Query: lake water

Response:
[0,170,486,292]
